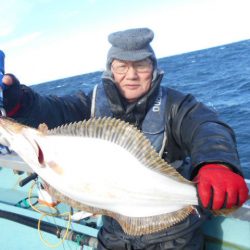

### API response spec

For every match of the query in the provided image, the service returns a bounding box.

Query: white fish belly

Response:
[34,135,198,217]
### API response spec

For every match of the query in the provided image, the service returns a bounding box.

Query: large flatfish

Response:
[0,117,198,235]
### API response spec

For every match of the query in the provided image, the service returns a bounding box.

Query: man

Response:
[1,28,249,249]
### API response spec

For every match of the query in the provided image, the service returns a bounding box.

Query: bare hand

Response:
[2,75,14,86]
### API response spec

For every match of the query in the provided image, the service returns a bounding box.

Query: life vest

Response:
[91,83,168,156]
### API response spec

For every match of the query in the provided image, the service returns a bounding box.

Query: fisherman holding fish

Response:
[1,28,249,250]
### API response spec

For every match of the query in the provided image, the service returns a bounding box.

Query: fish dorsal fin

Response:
[48,117,190,184]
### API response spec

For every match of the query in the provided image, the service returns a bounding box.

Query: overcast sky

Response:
[0,0,249,85]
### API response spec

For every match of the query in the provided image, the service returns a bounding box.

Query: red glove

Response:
[195,164,249,210]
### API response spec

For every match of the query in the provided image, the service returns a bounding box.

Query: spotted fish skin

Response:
[0,117,198,235]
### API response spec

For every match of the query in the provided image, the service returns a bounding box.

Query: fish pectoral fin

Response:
[35,140,45,164]
[22,129,64,173]
[32,139,63,174]
[22,130,45,166]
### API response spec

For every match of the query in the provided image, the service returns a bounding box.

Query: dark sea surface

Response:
[31,39,250,178]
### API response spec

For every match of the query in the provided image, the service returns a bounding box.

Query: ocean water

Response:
[31,39,250,178]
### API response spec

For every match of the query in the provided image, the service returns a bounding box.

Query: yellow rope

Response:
[28,181,72,248]
[37,211,72,249]
[28,182,58,216]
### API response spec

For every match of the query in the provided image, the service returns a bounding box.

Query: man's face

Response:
[111,59,153,102]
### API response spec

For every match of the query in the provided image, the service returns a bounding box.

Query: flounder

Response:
[0,117,199,235]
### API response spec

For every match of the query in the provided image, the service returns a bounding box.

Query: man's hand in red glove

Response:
[194,164,249,210]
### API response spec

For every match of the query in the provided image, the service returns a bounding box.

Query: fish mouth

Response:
[22,131,64,174]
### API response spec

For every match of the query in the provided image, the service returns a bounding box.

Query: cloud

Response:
[0,3,17,36]
[0,0,33,37]
[4,29,109,84]
[0,24,14,36]
[1,32,42,50]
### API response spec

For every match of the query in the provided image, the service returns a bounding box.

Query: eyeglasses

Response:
[111,59,153,74]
